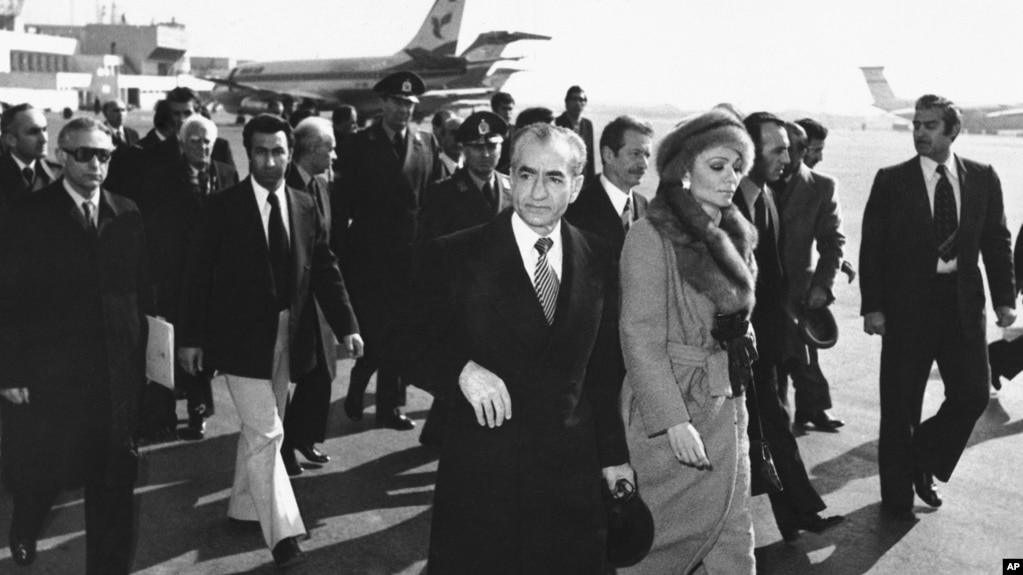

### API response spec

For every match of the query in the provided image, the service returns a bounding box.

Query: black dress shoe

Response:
[282,448,304,477]
[178,412,206,441]
[271,536,306,569]
[779,513,845,542]
[913,464,943,508]
[228,517,261,529]
[344,393,364,422]
[376,409,416,431]
[10,538,36,566]
[794,410,845,432]
[296,443,330,464]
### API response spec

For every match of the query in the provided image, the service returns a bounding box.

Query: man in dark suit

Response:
[413,111,511,446]
[396,123,633,572]
[554,85,595,183]
[102,99,140,149]
[433,112,463,180]
[0,104,62,208]
[0,117,147,572]
[280,117,340,475]
[565,114,652,257]
[774,121,846,430]
[336,71,442,430]
[736,111,843,542]
[105,99,173,199]
[137,114,238,442]
[177,114,364,569]
[860,94,1016,519]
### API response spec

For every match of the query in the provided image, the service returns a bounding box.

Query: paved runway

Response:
[1,115,1021,573]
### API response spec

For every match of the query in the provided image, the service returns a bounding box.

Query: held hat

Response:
[373,71,426,103]
[604,478,655,567]
[797,305,839,349]
[456,111,507,145]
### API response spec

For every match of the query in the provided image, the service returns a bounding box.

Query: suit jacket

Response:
[178,177,358,380]
[555,113,596,182]
[734,178,786,359]
[0,153,62,209]
[564,174,649,257]
[416,167,511,249]
[287,166,337,380]
[397,211,627,572]
[0,182,148,489]
[108,125,140,148]
[334,122,442,338]
[860,154,1015,339]
[777,165,845,361]
[138,157,238,321]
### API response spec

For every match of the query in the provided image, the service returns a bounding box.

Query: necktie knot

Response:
[936,164,948,177]
[22,166,33,184]
[535,236,553,256]
[82,201,96,231]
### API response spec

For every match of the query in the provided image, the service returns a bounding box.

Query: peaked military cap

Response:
[374,71,426,103]
[456,111,508,145]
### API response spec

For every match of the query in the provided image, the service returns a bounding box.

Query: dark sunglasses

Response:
[61,147,113,163]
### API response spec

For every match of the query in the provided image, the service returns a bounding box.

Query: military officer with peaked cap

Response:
[400,111,513,446]
[336,70,443,430]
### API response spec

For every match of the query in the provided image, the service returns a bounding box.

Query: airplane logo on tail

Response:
[432,13,453,39]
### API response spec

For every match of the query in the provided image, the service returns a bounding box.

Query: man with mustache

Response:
[861,94,1016,520]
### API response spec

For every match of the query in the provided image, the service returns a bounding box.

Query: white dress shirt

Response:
[511,212,563,284]
[600,174,634,221]
[251,178,291,246]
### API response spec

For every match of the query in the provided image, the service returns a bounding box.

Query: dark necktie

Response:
[82,201,97,232]
[267,190,291,311]
[934,164,958,262]
[753,193,768,234]
[22,166,33,187]
[621,197,632,232]
[393,131,405,162]
[481,180,496,211]
[533,237,559,325]
[197,170,210,196]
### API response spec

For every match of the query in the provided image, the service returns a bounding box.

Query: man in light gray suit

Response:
[774,122,846,431]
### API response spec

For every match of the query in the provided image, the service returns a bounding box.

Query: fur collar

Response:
[645,182,758,314]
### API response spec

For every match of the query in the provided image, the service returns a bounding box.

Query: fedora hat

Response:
[798,305,839,349]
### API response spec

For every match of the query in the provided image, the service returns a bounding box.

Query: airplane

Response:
[860,66,1023,134]
[208,0,550,121]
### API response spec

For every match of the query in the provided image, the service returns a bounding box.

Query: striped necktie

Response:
[621,196,632,231]
[934,164,958,262]
[533,237,559,325]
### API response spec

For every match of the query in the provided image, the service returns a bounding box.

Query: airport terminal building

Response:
[0,10,216,111]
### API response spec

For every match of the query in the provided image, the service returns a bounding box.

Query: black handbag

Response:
[747,377,784,495]
[604,478,655,568]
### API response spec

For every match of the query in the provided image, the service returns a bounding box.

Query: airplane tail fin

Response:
[459,31,552,63]
[400,0,466,57]
[860,66,911,111]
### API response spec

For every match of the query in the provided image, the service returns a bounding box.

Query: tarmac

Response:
[0,115,1021,574]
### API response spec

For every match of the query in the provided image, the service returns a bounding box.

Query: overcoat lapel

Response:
[466,214,550,352]
[906,158,934,233]
[955,154,981,257]
[546,223,602,358]
[238,178,277,299]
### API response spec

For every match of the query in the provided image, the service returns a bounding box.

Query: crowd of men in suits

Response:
[0,70,1017,571]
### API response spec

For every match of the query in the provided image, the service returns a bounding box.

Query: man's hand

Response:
[343,334,365,358]
[0,387,29,405]
[601,463,636,493]
[667,422,711,470]
[863,311,886,336]
[841,260,857,284]
[459,360,511,428]
[995,306,1017,328]
[805,285,831,310]
[177,347,204,376]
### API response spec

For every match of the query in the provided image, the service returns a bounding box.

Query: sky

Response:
[21,0,1023,114]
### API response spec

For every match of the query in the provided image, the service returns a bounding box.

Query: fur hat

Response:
[656,107,755,183]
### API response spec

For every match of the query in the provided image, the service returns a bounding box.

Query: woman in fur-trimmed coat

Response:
[619,108,758,575]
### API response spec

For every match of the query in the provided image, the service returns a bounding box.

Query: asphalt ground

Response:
[0,111,1021,573]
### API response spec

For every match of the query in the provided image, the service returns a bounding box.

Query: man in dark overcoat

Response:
[0,117,148,573]
[336,71,442,429]
[396,123,633,573]
[137,114,238,441]
[0,104,62,209]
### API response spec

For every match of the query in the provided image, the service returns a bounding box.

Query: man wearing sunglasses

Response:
[0,117,149,572]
